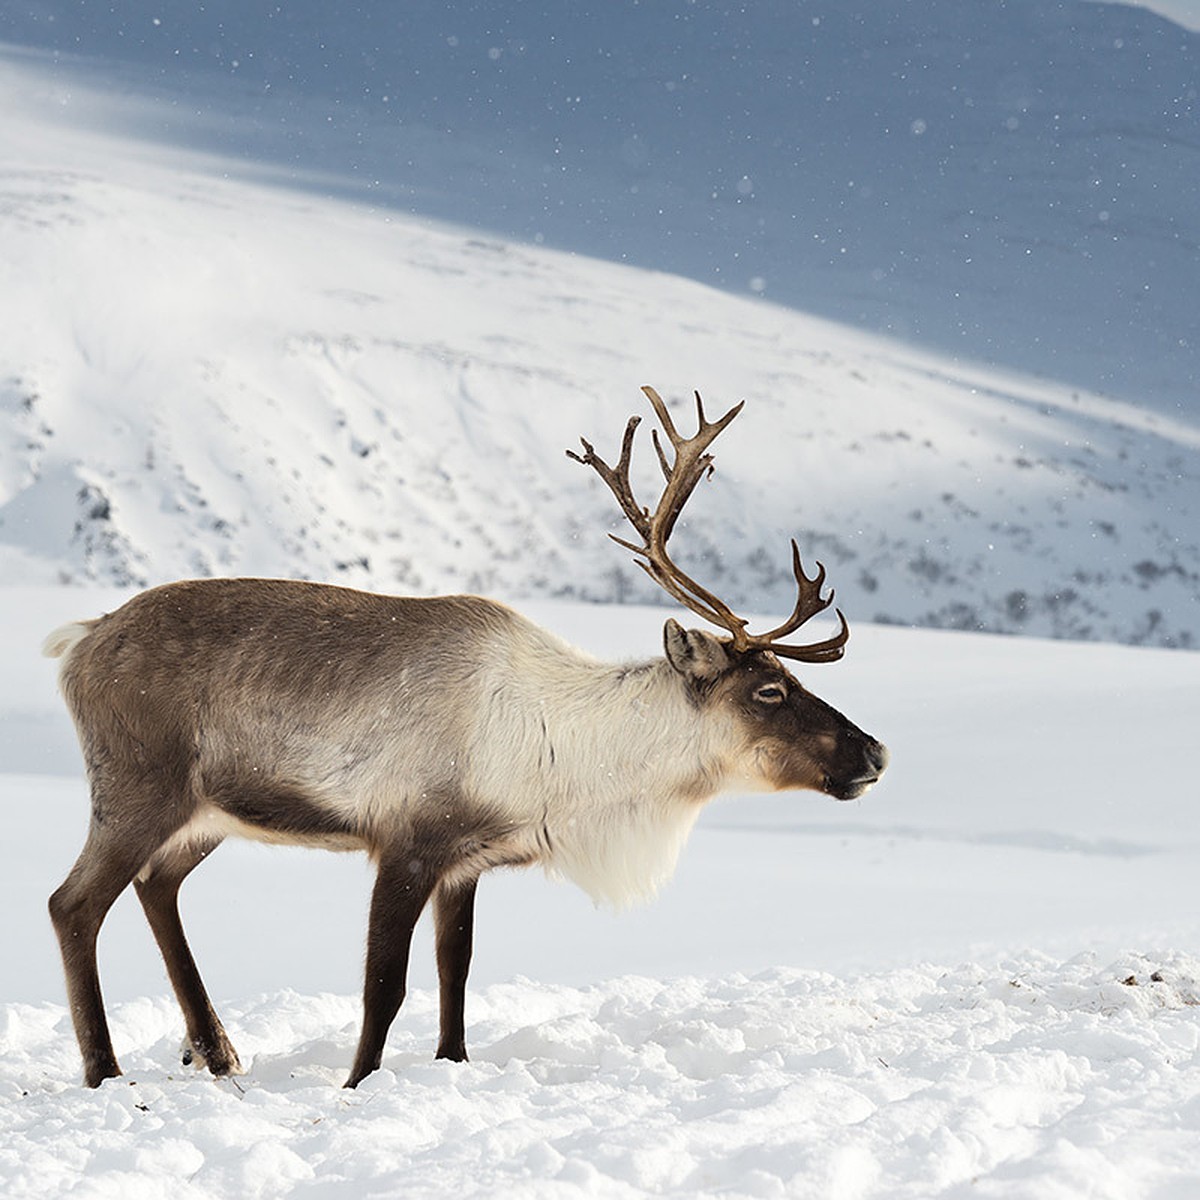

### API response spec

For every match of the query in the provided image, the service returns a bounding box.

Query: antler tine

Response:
[641,385,743,455]
[745,541,851,663]
[567,415,650,541]
[641,386,744,545]
[765,608,850,663]
[755,541,832,642]
[649,391,715,482]
[640,385,682,450]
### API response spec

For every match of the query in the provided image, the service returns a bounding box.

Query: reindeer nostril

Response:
[866,740,889,774]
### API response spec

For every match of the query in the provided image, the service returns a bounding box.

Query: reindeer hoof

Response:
[83,1057,122,1089]
[180,1035,244,1077]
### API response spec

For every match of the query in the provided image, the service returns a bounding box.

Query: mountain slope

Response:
[1,55,1197,647]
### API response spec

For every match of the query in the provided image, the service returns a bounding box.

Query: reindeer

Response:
[44,387,888,1089]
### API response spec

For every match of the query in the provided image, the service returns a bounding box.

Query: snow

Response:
[3,591,1200,1197]
[4,958,1199,1200]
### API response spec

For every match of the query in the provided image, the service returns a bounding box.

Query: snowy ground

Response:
[3,587,1199,1198]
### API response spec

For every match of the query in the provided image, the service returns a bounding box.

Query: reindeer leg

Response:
[433,877,478,1062]
[134,837,242,1078]
[49,795,189,1087]
[344,848,440,1088]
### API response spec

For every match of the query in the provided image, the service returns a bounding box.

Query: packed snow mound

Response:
[5,954,1199,1199]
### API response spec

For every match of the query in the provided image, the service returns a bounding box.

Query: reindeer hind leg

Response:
[49,786,193,1087]
[134,835,242,1078]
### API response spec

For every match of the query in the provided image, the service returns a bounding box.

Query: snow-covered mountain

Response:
[0,3,1197,647]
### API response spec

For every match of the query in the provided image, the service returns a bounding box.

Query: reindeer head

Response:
[569,386,888,801]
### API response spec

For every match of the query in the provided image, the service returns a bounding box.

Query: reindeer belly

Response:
[194,768,370,850]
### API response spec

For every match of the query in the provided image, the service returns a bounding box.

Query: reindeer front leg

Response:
[433,877,478,1062]
[345,847,439,1089]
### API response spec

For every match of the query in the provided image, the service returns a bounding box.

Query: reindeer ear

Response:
[663,619,731,682]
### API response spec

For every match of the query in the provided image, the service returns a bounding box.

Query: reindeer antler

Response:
[568,386,849,663]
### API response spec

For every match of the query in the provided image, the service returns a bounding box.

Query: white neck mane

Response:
[465,626,738,908]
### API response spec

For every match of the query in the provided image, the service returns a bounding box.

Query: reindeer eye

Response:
[753,684,787,705]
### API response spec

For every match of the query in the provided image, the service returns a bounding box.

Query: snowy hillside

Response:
[1,44,1198,645]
